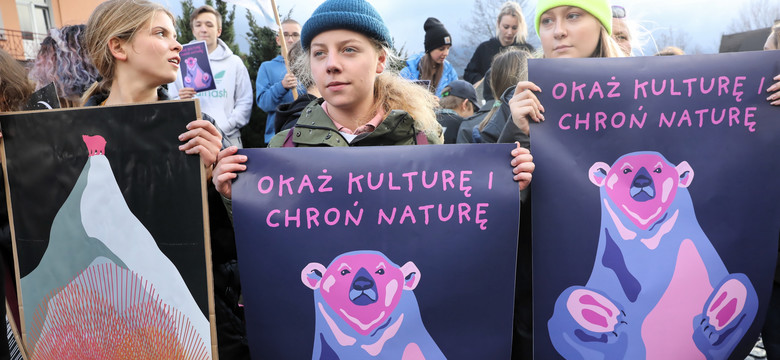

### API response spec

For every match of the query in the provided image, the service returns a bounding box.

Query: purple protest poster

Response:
[232,144,520,359]
[531,51,780,359]
[179,41,216,92]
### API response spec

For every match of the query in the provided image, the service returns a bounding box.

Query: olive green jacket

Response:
[268,99,442,147]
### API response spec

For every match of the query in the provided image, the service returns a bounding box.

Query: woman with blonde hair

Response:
[80,2,248,358]
[464,1,535,88]
[213,0,535,200]
[764,21,779,51]
[81,0,221,163]
[473,48,530,144]
[507,0,624,141]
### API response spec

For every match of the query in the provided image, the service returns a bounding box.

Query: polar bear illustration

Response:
[548,151,757,360]
[301,250,444,360]
[182,57,212,90]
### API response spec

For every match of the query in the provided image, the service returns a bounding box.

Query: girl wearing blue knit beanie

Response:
[214,0,536,200]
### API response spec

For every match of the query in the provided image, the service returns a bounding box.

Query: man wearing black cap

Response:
[437,80,479,144]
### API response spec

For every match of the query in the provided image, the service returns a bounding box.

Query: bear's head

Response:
[301,251,419,336]
[589,152,693,231]
[185,57,198,69]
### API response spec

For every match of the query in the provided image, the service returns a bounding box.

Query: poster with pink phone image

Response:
[180,41,216,93]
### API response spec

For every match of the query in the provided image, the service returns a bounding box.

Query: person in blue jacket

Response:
[255,19,303,144]
[400,17,458,97]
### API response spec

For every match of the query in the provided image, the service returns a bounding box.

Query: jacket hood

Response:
[269,98,442,147]
[83,87,171,107]
[274,93,320,134]
[405,52,425,68]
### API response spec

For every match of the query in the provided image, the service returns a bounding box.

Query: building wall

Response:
[51,0,105,27]
[0,1,22,32]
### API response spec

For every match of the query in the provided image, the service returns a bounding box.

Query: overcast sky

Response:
[155,0,762,68]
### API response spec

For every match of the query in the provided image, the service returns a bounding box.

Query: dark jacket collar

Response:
[83,87,171,107]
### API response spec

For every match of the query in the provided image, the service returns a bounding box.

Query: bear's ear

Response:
[400,262,421,290]
[301,263,327,290]
[676,161,694,188]
[588,162,610,187]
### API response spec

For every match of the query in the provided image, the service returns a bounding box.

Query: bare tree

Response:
[461,0,504,48]
[727,0,780,32]
[460,0,536,48]
[652,27,691,54]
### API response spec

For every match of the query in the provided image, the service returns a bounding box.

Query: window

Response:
[16,0,52,59]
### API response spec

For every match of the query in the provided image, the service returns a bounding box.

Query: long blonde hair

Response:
[769,22,780,50]
[293,38,441,139]
[81,0,174,102]
[0,48,34,112]
[496,1,529,44]
[479,49,529,131]
[592,27,626,58]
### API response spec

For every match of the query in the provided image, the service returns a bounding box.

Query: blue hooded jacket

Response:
[400,52,458,97]
[256,55,301,143]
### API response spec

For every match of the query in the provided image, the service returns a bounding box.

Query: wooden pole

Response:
[270,0,298,100]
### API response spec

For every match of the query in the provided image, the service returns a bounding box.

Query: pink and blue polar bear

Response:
[302,250,444,360]
[548,151,757,360]
[183,57,212,90]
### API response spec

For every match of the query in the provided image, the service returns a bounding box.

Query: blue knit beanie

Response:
[301,0,393,50]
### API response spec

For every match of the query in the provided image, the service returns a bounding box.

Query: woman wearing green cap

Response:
[506,0,623,139]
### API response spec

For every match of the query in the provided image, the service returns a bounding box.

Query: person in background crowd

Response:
[764,21,779,51]
[0,49,34,113]
[436,80,478,144]
[168,5,253,148]
[274,41,322,134]
[611,5,632,56]
[464,1,534,102]
[27,24,99,107]
[456,94,498,143]
[473,49,530,144]
[213,0,534,210]
[256,19,303,144]
[655,46,685,56]
[400,17,458,97]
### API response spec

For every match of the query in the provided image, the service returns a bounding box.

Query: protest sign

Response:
[0,100,216,359]
[23,83,60,111]
[531,51,780,359]
[180,41,217,93]
[232,144,520,359]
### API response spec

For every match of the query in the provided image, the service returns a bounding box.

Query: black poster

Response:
[1,100,215,359]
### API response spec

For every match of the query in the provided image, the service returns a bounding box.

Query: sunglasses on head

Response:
[612,5,626,19]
